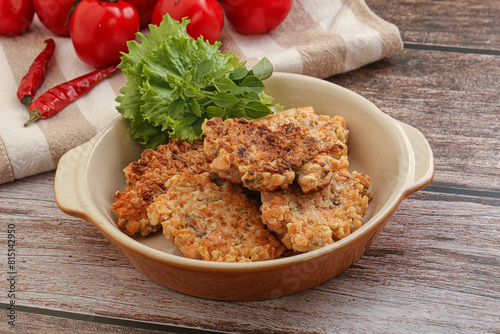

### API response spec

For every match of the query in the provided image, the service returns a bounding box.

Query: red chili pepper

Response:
[17,38,56,108]
[24,65,118,127]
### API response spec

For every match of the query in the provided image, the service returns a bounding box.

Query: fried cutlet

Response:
[202,106,349,193]
[111,140,212,236]
[260,168,372,252]
[147,172,286,262]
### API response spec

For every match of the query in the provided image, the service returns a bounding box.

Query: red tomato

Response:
[34,0,74,37]
[70,0,140,68]
[152,0,224,44]
[123,0,157,28]
[220,0,293,35]
[0,0,35,36]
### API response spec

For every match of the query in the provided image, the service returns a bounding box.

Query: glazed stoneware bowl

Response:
[55,72,434,301]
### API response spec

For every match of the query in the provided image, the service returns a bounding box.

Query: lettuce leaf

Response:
[116,15,279,149]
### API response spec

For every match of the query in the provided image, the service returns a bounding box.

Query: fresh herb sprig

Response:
[116,14,279,149]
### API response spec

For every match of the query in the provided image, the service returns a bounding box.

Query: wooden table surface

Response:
[1,1,499,333]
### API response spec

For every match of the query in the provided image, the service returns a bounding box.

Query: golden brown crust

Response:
[111,140,212,236]
[111,106,373,260]
[147,173,286,262]
[260,169,372,252]
[202,107,349,193]
[256,106,350,193]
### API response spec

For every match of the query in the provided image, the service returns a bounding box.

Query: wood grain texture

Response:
[1,0,500,332]
[329,50,500,192]
[0,308,178,334]
[366,0,500,51]
[0,168,499,333]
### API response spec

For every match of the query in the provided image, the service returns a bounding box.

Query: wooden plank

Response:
[1,171,498,333]
[329,49,500,191]
[366,0,500,51]
[0,308,193,334]
[1,47,498,334]
[1,9,499,330]
[316,193,500,333]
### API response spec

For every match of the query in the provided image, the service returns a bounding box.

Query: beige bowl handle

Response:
[54,140,94,220]
[399,122,435,193]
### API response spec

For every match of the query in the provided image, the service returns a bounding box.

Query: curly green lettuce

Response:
[116,15,279,149]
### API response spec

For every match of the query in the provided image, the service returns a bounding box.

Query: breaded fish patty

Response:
[147,172,286,262]
[111,140,212,236]
[260,169,372,252]
[202,106,349,193]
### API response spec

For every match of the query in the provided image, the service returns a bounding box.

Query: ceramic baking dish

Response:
[55,72,434,301]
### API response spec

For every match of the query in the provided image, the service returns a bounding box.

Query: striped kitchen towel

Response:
[0,0,402,184]
[220,0,403,77]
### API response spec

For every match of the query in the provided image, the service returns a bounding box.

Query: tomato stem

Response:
[66,0,82,24]
[67,0,119,25]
